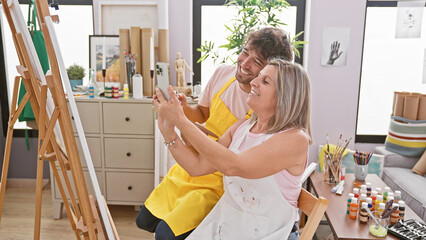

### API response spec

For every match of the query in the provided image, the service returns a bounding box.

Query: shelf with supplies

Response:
[50,96,156,219]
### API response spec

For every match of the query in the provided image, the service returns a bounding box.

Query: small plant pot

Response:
[69,79,83,91]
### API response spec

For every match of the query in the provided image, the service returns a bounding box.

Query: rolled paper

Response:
[158,29,169,63]
[150,36,155,71]
[130,26,142,74]
[141,28,154,97]
[392,92,401,116]
[119,29,130,89]
[412,150,426,176]
[403,95,419,120]
[393,92,406,117]
[102,37,106,69]
[417,95,426,120]
[157,0,169,29]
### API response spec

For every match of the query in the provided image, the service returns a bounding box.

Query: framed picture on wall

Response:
[89,35,120,83]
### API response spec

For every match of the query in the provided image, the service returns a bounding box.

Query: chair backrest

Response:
[297,188,329,240]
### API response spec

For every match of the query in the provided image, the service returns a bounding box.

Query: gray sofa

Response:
[375,146,426,222]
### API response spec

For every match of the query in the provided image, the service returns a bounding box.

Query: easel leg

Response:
[0,76,30,222]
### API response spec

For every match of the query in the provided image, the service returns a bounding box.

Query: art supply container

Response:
[355,164,368,181]
[132,73,143,99]
[368,212,389,237]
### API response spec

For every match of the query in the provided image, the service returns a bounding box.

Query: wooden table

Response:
[308,172,423,240]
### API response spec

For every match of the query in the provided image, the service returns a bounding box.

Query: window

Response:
[0,0,93,135]
[193,0,305,89]
[356,1,426,143]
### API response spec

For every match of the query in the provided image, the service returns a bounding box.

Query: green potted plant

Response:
[66,63,86,91]
[197,0,307,64]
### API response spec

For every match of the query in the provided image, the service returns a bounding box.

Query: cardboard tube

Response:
[393,92,406,117]
[119,29,130,89]
[417,95,426,120]
[130,26,142,74]
[141,28,154,97]
[392,91,400,116]
[158,29,169,63]
[403,95,420,120]
[412,150,426,176]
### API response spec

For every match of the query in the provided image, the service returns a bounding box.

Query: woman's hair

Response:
[249,59,312,143]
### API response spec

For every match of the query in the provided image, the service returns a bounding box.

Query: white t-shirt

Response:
[198,65,250,120]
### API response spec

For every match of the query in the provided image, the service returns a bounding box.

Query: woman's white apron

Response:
[187,121,299,240]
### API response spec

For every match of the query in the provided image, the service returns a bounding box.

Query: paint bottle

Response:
[366,197,373,212]
[359,194,367,212]
[347,193,354,215]
[349,198,358,219]
[359,202,369,224]
[394,190,402,204]
[375,187,382,196]
[366,182,372,197]
[375,195,383,214]
[371,190,378,211]
[360,184,367,196]
[123,83,129,99]
[353,188,359,198]
[390,203,400,225]
[383,186,390,202]
[88,85,94,98]
[113,83,119,99]
[399,200,405,221]
[388,192,394,202]
[377,202,386,218]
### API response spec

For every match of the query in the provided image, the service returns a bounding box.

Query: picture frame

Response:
[89,35,120,84]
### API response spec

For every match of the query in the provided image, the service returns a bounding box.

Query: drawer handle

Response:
[128,186,133,190]
[126,152,131,157]
[125,117,130,122]
[71,116,74,120]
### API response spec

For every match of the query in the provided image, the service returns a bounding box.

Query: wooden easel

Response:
[0,0,118,239]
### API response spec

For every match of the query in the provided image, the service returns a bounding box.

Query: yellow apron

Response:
[144,76,251,235]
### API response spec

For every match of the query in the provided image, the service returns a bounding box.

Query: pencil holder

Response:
[323,159,340,184]
[355,164,368,181]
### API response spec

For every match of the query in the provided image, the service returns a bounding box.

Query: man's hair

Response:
[249,59,311,143]
[245,27,293,62]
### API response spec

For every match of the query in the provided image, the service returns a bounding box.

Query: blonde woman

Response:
[153,59,311,239]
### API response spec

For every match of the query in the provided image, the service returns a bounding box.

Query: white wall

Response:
[169,0,192,86]
[305,0,383,162]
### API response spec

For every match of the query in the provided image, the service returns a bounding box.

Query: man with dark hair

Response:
[136,27,295,240]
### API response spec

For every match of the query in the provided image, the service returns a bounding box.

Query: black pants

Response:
[135,205,193,240]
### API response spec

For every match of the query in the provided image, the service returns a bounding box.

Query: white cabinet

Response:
[50,97,155,219]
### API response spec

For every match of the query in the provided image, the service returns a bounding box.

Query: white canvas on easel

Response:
[44,16,115,239]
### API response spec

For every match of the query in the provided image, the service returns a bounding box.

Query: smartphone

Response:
[156,62,170,100]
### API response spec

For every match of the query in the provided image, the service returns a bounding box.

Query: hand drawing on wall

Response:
[321,27,350,67]
[327,41,343,65]
[395,0,424,39]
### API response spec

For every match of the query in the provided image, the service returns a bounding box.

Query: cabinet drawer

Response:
[75,137,102,168]
[103,103,154,135]
[71,102,100,134]
[106,172,154,202]
[104,138,154,169]
[54,170,103,200]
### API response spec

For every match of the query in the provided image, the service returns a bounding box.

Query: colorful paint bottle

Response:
[375,187,382,196]
[387,196,394,210]
[366,182,372,197]
[359,202,369,224]
[123,83,129,99]
[383,186,390,202]
[360,185,367,196]
[377,202,386,218]
[390,203,400,225]
[394,190,402,204]
[371,190,378,211]
[399,200,405,221]
[353,188,360,198]
[349,198,358,219]
[375,195,383,213]
[366,197,373,211]
[359,194,367,212]
[347,193,355,215]
[88,85,94,98]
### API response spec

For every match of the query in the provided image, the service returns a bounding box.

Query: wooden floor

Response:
[0,184,154,240]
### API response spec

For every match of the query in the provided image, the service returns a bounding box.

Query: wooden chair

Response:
[297,188,329,240]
